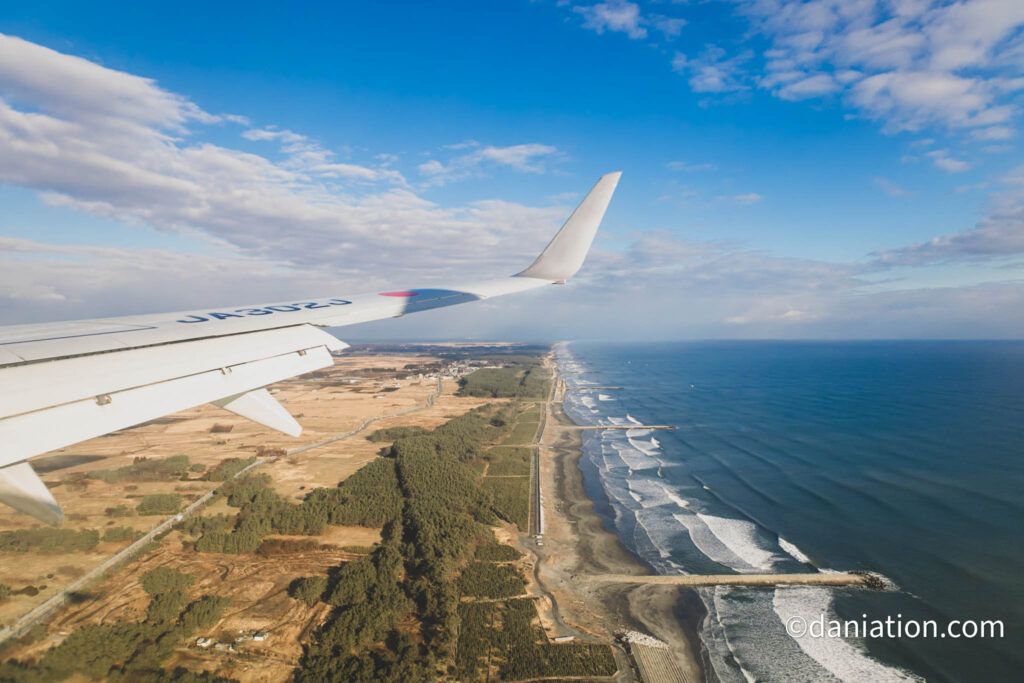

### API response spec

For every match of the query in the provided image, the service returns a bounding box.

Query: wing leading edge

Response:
[0,172,620,524]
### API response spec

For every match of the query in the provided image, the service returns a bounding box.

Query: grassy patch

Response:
[475,541,523,562]
[500,421,539,445]
[482,478,529,530]
[485,447,531,476]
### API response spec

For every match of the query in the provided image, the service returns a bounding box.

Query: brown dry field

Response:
[0,349,502,677]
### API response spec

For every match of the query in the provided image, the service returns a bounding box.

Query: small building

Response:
[195,637,213,648]
[252,631,268,642]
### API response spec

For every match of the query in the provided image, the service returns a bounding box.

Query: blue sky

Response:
[1,1,1023,339]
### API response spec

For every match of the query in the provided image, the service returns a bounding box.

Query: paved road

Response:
[0,379,442,644]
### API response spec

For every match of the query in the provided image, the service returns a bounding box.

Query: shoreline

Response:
[532,350,706,682]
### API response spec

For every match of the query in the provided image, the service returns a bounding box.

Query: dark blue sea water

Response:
[558,341,1024,683]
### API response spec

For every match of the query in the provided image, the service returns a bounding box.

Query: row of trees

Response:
[292,406,526,680]
[456,562,526,599]
[88,455,191,484]
[303,457,403,527]
[135,494,182,516]
[0,528,99,553]
[140,567,195,595]
[457,598,617,681]
[367,426,427,442]
[295,523,434,681]
[457,354,550,399]
[101,527,140,543]
[0,582,230,682]
[203,457,255,482]
[185,474,332,553]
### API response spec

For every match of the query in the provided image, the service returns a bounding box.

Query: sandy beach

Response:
[532,353,706,683]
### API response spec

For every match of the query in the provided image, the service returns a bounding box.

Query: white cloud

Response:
[654,16,687,39]
[736,0,1024,136]
[872,164,1024,264]
[563,2,1024,140]
[971,125,1014,140]
[872,208,1024,265]
[0,34,568,281]
[0,33,214,130]
[874,176,915,197]
[927,149,971,172]
[574,1,647,39]
[477,143,558,171]
[417,143,558,185]
[242,126,405,183]
[672,47,752,93]
[666,160,714,172]
[723,192,764,204]
[775,72,839,100]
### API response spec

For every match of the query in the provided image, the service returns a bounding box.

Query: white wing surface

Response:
[0,172,621,524]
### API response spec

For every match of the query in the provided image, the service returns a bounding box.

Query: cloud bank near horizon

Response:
[2,31,1024,338]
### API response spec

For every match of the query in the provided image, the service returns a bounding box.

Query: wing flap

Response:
[213,388,302,437]
[0,462,63,526]
[0,325,345,420]
[0,335,335,467]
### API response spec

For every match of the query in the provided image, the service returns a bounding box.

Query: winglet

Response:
[517,171,621,283]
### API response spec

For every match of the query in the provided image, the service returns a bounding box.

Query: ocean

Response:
[557,341,1024,683]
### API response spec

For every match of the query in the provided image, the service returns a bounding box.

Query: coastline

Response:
[533,350,706,682]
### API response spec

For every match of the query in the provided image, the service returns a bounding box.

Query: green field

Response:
[500,421,539,445]
[482,477,529,529]
[485,447,531,476]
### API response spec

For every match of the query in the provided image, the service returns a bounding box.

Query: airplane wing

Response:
[0,172,621,525]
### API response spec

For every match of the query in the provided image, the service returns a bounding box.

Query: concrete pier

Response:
[592,573,875,588]
[573,424,676,430]
[564,386,623,391]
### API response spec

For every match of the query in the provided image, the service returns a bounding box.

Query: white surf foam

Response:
[626,478,688,509]
[696,513,780,571]
[607,439,660,470]
[664,487,690,510]
[672,513,753,571]
[633,507,690,561]
[773,588,922,682]
[661,509,787,573]
[627,433,661,457]
[779,537,812,564]
[711,586,838,682]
